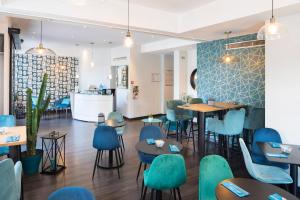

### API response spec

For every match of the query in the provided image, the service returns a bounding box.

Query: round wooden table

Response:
[216,178,298,200]
[135,139,183,156]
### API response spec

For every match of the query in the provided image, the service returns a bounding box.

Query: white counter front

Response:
[70,92,113,122]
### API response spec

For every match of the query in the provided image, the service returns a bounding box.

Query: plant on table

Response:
[25,73,50,156]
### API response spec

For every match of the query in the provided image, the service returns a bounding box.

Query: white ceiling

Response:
[115,0,216,13]
[11,17,168,47]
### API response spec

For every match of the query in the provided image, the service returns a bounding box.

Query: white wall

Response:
[0,17,11,114]
[0,54,3,114]
[265,13,300,145]
[17,39,111,91]
[173,50,188,99]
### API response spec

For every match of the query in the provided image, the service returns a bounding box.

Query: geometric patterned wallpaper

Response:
[14,54,79,115]
[197,34,265,108]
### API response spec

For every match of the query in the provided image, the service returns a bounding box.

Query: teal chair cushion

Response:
[206,108,246,135]
[239,138,292,184]
[0,159,19,200]
[0,115,16,157]
[199,155,233,200]
[0,147,9,156]
[144,154,187,190]
[107,112,125,135]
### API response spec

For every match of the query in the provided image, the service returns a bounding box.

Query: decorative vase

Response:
[21,149,43,175]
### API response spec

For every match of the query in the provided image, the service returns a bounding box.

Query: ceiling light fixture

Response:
[257,0,287,40]
[26,21,56,56]
[124,0,133,48]
[219,31,239,64]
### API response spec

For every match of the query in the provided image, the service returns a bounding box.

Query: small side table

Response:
[41,131,67,175]
[142,118,162,126]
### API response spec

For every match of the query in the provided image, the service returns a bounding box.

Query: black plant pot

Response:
[21,149,43,175]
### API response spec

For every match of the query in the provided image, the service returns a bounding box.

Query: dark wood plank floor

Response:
[21,118,250,200]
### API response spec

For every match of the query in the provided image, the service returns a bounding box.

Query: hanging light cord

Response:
[271,0,274,18]
[40,21,43,44]
[127,0,130,32]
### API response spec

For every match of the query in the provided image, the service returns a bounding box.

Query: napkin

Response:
[169,144,180,153]
[268,142,281,148]
[268,193,287,200]
[6,135,20,143]
[266,153,288,158]
[222,182,250,197]
[146,138,155,145]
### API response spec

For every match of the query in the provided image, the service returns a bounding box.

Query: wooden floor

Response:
[22,118,250,200]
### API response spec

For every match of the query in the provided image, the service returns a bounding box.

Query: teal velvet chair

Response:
[243,107,265,146]
[199,155,233,200]
[141,154,187,199]
[0,159,22,200]
[206,108,246,159]
[0,115,16,157]
[239,138,293,185]
[107,112,125,150]
[48,186,95,200]
[166,100,192,146]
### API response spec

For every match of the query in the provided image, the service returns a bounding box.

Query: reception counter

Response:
[70,92,113,122]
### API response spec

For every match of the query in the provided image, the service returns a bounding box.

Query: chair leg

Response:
[117,148,122,163]
[167,122,171,138]
[173,188,177,200]
[176,188,182,200]
[121,136,125,150]
[150,189,154,200]
[114,150,120,179]
[226,135,230,160]
[92,151,100,180]
[142,186,148,200]
[192,128,196,153]
[136,162,142,181]
[176,122,179,141]
[140,180,145,200]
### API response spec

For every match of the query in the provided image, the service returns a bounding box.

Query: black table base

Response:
[290,164,299,196]
[97,149,124,169]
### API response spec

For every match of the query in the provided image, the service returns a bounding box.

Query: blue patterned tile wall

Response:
[197,34,265,107]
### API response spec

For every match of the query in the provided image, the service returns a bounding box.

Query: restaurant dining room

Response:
[1,0,300,200]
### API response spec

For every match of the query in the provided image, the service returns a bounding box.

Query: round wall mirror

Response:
[190,69,197,90]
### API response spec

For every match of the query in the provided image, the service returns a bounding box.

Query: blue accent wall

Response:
[197,34,265,108]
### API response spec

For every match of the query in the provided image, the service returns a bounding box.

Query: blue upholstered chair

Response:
[166,100,192,145]
[0,115,16,157]
[136,126,164,181]
[199,155,233,200]
[0,159,22,200]
[206,108,246,159]
[57,97,71,118]
[48,186,95,200]
[243,107,265,146]
[92,126,122,179]
[107,112,126,150]
[239,138,292,185]
[252,128,289,169]
[141,154,187,200]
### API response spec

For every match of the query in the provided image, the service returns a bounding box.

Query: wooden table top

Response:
[0,126,27,147]
[178,102,245,113]
[135,139,183,156]
[216,178,298,200]
[258,142,300,165]
[105,120,126,128]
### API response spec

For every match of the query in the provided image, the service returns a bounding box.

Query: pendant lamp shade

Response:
[257,0,287,40]
[219,31,239,64]
[124,0,133,48]
[25,21,56,56]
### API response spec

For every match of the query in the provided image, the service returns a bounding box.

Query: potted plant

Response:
[21,74,50,175]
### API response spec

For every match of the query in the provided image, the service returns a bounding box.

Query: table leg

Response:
[197,112,206,158]
[290,164,298,196]
[156,190,162,200]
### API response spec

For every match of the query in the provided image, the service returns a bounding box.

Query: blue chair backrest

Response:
[239,138,257,179]
[252,128,282,158]
[0,159,18,200]
[48,186,95,200]
[93,126,120,150]
[0,115,16,127]
[107,112,124,122]
[139,126,164,141]
[61,98,70,105]
[224,108,246,135]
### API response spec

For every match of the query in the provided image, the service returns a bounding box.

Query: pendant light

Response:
[219,31,239,64]
[90,42,95,67]
[26,21,56,56]
[257,0,287,40]
[124,0,133,48]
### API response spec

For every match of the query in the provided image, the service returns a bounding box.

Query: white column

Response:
[173,50,187,99]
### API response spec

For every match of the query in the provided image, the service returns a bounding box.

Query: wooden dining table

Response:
[178,102,245,157]
[0,126,27,160]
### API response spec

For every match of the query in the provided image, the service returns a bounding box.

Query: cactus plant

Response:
[26,74,50,156]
